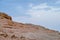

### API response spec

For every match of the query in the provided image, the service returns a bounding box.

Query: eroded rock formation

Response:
[0,12,60,40]
[0,12,12,20]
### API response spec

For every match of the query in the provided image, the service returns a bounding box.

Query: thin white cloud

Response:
[27,3,60,19]
[32,3,48,9]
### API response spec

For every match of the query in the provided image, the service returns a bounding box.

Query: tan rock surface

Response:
[0,12,60,40]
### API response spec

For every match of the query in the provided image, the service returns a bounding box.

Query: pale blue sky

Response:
[0,0,60,32]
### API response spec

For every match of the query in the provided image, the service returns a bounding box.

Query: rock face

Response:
[0,12,12,20]
[0,12,60,40]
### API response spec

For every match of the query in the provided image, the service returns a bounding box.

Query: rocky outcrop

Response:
[0,12,60,40]
[0,12,12,20]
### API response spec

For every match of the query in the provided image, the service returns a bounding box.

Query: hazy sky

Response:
[0,0,60,32]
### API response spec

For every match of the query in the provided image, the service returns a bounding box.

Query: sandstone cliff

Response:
[0,12,60,40]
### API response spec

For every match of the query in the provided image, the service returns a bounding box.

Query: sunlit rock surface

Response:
[0,12,60,40]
